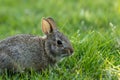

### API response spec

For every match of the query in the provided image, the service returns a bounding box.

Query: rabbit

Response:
[0,17,74,73]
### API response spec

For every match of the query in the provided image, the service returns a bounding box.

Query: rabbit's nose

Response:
[70,48,74,54]
[64,47,74,55]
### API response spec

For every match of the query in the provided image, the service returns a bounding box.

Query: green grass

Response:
[0,0,120,80]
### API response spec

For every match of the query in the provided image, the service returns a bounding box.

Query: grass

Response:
[0,0,120,80]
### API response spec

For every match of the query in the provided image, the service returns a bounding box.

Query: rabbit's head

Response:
[42,17,74,61]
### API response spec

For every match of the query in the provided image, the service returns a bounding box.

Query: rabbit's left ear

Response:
[42,17,56,34]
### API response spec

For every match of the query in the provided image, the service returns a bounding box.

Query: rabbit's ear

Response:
[46,17,56,29]
[42,18,53,34]
[42,17,56,34]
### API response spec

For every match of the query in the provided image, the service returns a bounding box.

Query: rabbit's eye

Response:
[57,40,62,45]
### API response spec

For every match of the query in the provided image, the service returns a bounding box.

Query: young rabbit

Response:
[0,17,74,73]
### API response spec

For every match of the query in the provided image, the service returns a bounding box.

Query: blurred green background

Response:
[0,0,120,37]
[0,0,120,79]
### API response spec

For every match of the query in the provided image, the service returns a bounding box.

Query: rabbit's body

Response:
[0,17,74,73]
[0,34,48,72]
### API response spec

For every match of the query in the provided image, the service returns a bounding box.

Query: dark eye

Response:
[57,40,62,45]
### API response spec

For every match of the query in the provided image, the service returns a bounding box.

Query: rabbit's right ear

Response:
[42,18,53,34]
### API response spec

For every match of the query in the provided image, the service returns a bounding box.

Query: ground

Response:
[0,0,120,80]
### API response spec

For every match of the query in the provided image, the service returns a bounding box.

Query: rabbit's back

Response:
[0,34,46,72]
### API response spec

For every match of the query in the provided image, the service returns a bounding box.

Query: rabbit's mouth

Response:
[63,48,74,55]
[59,49,73,58]
[61,53,69,57]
